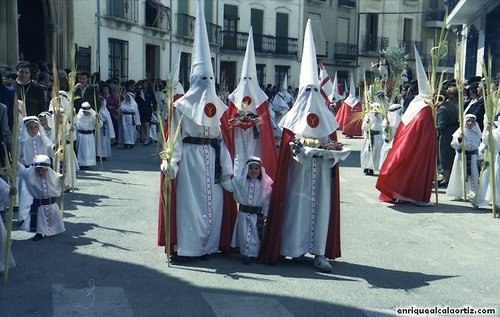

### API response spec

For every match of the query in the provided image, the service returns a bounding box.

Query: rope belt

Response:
[183,137,222,184]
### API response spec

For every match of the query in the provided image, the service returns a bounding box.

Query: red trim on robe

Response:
[157,93,235,255]
[376,106,437,203]
[258,128,341,263]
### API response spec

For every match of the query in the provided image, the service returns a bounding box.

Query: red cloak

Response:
[376,106,437,203]
[258,128,341,264]
[336,101,363,137]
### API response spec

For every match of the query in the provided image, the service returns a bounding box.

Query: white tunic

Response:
[76,113,98,167]
[446,126,482,199]
[227,175,271,257]
[0,178,15,272]
[97,107,116,158]
[475,128,500,207]
[163,110,233,257]
[120,98,141,145]
[18,165,65,236]
[280,138,337,257]
[379,107,403,169]
[360,112,383,171]
[18,135,54,224]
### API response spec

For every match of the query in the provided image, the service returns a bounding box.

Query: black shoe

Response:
[438,181,448,188]
[242,256,252,264]
[367,169,374,176]
[363,169,369,176]
[31,233,44,241]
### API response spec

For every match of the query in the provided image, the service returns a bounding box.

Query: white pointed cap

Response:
[299,19,319,89]
[228,27,268,111]
[400,45,433,124]
[344,73,359,108]
[279,19,339,138]
[174,0,226,127]
[240,27,258,81]
[171,50,184,96]
[190,0,214,82]
[414,45,432,97]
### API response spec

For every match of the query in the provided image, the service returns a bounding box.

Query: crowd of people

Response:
[2,1,499,277]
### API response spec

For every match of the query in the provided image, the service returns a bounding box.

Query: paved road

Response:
[1,136,499,317]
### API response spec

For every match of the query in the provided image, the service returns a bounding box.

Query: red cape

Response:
[258,128,341,264]
[336,101,363,137]
[221,101,277,180]
[376,106,437,203]
[157,94,235,254]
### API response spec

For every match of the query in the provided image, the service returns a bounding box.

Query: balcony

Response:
[360,36,389,54]
[145,0,171,32]
[177,13,195,39]
[106,0,139,23]
[334,43,357,61]
[398,40,422,59]
[221,31,298,57]
[206,22,222,46]
[425,9,445,28]
[338,0,356,8]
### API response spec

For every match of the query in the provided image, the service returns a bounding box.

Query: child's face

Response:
[39,116,49,129]
[35,167,48,177]
[465,118,476,130]
[26,122,39,137]
[247,163,261,180]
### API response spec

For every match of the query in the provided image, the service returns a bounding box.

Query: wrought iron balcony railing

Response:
[334,43,357,61]
[107,0,139,23]
[221,31,298,56]
[398,40,422,59]
[360,36,389,53]
[177,13,195,38]
[425,9,445,23]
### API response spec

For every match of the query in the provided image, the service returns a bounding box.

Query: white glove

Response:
[161,160,177,179]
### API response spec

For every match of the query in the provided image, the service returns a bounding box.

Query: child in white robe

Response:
[223,157,273,263]
[446,114,482,200]
[0,176,16,272]
[18,116,54,228]
[75,102,101,168]
[17,154,65,241]
[120,92,141,149]
[474,120,500,208]
[360,104,383,176]
[96,98,116,159]
[379,104,403,169]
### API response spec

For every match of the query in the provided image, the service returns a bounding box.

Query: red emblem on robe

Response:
[242,96,252,105]
[204,103,217,118]
[307,113,320,128]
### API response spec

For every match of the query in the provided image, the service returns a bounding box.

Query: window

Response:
[145,0,171,31]
[275,65,290,88]
[276,13,289,54]
[256,64,266,88]
[251,9,264,52]
[179,52,191,90]
[108,38,129,81]
[224,5,239,49]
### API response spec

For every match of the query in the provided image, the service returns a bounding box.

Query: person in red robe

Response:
[336,75,363,137]
[376,47,437,206]
[259,19,349,273]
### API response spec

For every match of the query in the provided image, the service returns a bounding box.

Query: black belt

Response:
[122,111,135,115]
[239,204,262,214]
[78,130,95,134]
[183,137,222,184]
[369,130,381,135]
[29,197,58,232]
[456,149,478,155]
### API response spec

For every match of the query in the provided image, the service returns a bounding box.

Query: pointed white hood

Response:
[279,19,339,138]
[174,0,226,127]
[401,45,432,125]
[228,27,268,113]
[319,63,333,102]
[330,72,345,102]
[344,74,359,108]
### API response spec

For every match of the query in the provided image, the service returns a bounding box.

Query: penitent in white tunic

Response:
[280,146,336,258]
[169,111,233,257]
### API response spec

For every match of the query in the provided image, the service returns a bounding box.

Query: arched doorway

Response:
[17,0,46,65]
